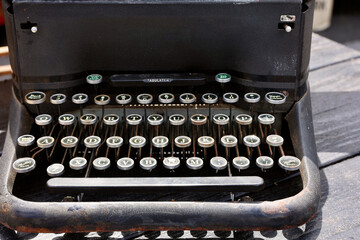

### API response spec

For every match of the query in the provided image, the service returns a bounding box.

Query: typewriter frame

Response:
[0,0,321,233]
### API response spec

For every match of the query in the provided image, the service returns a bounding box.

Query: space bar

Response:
[47,176,264,193]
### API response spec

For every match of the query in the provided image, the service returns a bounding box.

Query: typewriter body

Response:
[0,0,320,233]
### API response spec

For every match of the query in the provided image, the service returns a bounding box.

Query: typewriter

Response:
[0,0,320,233]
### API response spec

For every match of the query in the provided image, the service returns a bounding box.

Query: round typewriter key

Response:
[116,94,132,105]
[202,93,218,104]
[58,114,75,126]
[169,114,186,126]
[50,93,66,105]
[256,156,274,170]
[221,135,238,148]
[159,93,175,104]
[86,74,103,85]
[17,134,35,147]
[117,157,135,170]
[93,157,111,170]
[69,157,87,170]
[72,93,88,105]
[243,135,261,148]
[152,136,169,148]
[232,157,250,170]
[25,91,46,105]
[137,93,153,105]
[126,114,143,126]
[258,114,275,125]
[244,93,260,103]
[61,136,78,148]
[129,136,146,148]
[13,157,36,173]
[103,114,119,126]
[186,157,203,170]
[210,156,227,170]
[265,92,286,105]
[179,93,196,104]
[235,114,252,125]
[223,92,239,104]
[213,114,230,125]
[190,114,207,126]
[163,156,180,170]
[94,94,110,105]
[47,163,65,177]
[197,136,215,148]
[84,136,101,148]
[147,114,164,126]
[215,73,231,84]
[266,134,284,147]
[278,156,301,171]
[140,157,157,171]
[174,136,192,148]
[37,136,55,148]
[106,136,123,148]
[80,113,97,125]
[35,114,52,126]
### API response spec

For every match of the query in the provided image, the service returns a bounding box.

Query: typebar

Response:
[47,176,264,193]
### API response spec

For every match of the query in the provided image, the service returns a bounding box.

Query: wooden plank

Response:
[309,58,360,166]
[0,47,8,57]
[310,34,360,71]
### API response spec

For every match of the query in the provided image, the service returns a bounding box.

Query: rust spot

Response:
[1,203,9,213]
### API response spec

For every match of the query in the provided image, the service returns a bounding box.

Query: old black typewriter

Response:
[0,0,320,233]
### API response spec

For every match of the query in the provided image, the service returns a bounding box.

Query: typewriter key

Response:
[116,94,132,105]
[50,93,66,104]
[126,114,143,126]
[94,94,110,105]
[174,136,191,148]
[186,157,203,170]
[37,136,55,148]
[213,114,230,126]
[278,156,301,171]
[179,93,196,104]
[190,114,207,126]
[117,157,135,170]
[129,136,146,148]
[69,157,87,170]
[140,157,157,171]
[232,157,250,171]
[169,114,186,126]
[159,93,175,104]
[223,92,239,104]
[152,136,169,148]
[35,114,52,126]
[215,73,231,84]
[244,93,260,103]
[137,93,153,105]
[86,74,103,85]
[266,134,284,147]
[84,136,101,148]
[12,157,36,173]
[93,157,111,170]
[25,91,46,105]
[258,114,275,125]
[103,114,120,126]
[80,114,97,125]
[210,156,227,171]
[106,136,123,148]
[61,136,78,148]
[265,92,286,105]
[58,114,75,126]
[72,93,88,115]
[235,114,252,126]
[202,93,218,104]
[256,156,274,171]
[147,114,164,126]
[197,136,215,148]
[17,134,35,147]
[243,135,260,148]
[221,135,238,148]
[47,163,65,177]
[163,156,180,170]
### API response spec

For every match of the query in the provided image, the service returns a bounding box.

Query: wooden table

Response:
[0,33,359,239]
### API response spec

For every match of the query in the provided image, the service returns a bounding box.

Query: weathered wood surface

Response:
[0,33,359,239]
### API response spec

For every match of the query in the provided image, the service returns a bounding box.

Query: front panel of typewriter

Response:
[1,0,320,232]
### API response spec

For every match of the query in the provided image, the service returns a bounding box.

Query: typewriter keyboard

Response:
[12,73,302,202]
